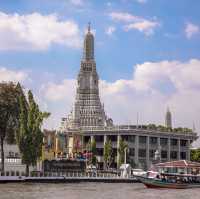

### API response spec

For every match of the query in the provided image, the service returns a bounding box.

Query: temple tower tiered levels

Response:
[63,24,112,129]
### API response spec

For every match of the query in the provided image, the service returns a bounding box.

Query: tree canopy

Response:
[117,138,128,167]
[104,139,113,170]
[191,148,200,162]
[17,90,50,175]
[0,82,21,172]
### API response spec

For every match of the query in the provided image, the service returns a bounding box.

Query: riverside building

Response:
[58,24,198,170]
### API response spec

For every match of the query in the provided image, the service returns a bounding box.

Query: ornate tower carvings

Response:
[64,24,113,129]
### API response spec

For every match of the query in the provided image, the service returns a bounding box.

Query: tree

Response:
[17,90,50,176]
[103,139,113,170]
[91,138,97,165]
[191,149,200,162]
[85,138,96,165]
[117,138,128,167]
[0,82,20,173]
[147,124,157,130]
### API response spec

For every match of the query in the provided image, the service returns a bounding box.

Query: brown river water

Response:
[0,183,200,199]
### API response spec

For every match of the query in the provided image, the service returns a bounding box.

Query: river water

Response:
[0,183,200,199]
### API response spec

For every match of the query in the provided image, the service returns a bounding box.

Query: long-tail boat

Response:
[139,173,200,189]
[138,160,200,189]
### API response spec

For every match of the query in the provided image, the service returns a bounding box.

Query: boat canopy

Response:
[155,160,200,169]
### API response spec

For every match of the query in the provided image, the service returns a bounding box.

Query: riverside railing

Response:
[0,171,122,178]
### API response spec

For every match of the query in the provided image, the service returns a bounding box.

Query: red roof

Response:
[155,160,200,168]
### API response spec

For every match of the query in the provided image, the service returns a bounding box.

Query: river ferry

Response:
[139,160,200,189]
[140,173,200,189]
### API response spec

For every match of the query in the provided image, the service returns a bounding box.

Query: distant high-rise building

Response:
[165,107,172,128]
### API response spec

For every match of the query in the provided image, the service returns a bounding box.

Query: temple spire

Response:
[88,22,91,33]
[83,22,94,60]
[165,107,172,128]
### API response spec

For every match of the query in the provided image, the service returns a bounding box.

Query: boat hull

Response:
[139,176,200,189]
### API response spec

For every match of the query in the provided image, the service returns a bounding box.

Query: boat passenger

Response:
[161,176,166,182]
[156,174,160,179]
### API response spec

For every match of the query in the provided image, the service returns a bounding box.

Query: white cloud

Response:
[0,12,81,51]
[4,61,199,141]
[109,11,159,35]
[39,59,200,144]
[39,79,77,130]
[135,0,147,3]
[41,79,76,102]
[124,20,159,35]
[109,12,140,22]
[70,0,84,6]
[133,59,200,91]
[0,67,28,83]
[185,22,199,39]
[105,26,116,35]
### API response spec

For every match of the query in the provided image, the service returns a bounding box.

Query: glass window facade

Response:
[160,138,168,146]
[128,135,135,142]
[180,140,187,147]
[150,137,157,145]
[139,136,146,144]
[149,149,156,158]
[180,152,186,159]
[129,148,135,156]
[161,150,167,159]
[171,139,178,146]
[170,151,177,159]
[139,149,146,157]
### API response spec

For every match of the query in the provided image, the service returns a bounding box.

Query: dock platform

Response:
[0,176,139,183]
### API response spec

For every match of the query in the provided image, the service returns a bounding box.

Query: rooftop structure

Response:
[156,160,200,169]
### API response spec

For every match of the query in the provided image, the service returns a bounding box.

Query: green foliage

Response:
[86,138,97,165]
[86,139,91,152]
[173,127,193,133]
[18,90,50,175]
[91,138,97,165]
[147,124,157,130]
[0,82,49,174]
[0,82,21,172]
[147,123,192,133]
[117,138,128,167]
[191,149,200,162]
[91,138,96,155]
[104,139,113,169]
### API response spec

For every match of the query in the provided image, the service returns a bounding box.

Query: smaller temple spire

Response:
[165,107,172,128]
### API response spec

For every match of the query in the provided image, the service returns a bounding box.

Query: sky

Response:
[0,0,200,146]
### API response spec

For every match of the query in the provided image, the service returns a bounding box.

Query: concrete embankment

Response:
[0,176,139,183]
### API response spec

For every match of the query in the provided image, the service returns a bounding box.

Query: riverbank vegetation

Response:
[0,82,50,175]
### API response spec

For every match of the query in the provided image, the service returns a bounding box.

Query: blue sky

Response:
[0,0,200,145]
[0,0,200,81]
